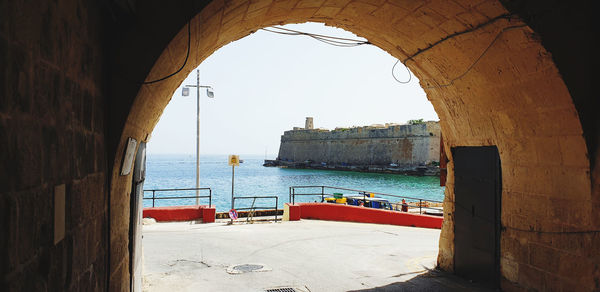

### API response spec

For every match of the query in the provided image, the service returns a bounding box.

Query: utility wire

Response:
[141,18,522,86]
[394,14,521,87]
[261,26,414,84]
[402,14,515,64]
[140,22,192,85]
[424,24,527,89]
[392,59,412,84]
[261,26,371,46]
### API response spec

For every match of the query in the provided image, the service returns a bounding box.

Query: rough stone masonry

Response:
[274,119,440,175]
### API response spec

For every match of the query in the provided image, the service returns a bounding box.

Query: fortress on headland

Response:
[266,117,441,176]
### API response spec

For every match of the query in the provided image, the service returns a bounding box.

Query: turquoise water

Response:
[144,154,445,212]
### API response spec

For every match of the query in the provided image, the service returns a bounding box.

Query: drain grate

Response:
[232,264,264,272]
[264,288,296,292]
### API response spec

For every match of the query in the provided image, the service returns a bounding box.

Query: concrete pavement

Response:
[142,219,492,292]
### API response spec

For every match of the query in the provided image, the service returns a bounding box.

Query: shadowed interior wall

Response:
[0,0,109,290]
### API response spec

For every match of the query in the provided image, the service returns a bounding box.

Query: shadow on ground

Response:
[348,268,497,292]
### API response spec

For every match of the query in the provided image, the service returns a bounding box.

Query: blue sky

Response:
[147,22,438,157]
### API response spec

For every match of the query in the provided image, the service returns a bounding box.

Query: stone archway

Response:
[109,0,593,290]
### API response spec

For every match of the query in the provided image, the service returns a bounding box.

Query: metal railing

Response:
[289,185,443,215]
[143,187,212,207]
[232,196,279,221]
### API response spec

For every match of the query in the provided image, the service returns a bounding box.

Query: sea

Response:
[144,154,445,212]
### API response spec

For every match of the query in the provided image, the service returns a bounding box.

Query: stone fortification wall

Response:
[277,122,440,167]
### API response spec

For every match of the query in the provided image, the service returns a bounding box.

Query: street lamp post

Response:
[183,69,214,205]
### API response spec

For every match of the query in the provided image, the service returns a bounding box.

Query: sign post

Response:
[228,155,240,224]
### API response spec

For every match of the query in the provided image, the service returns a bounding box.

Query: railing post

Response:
[419,199,422,214]
[209,188,212,207]
[152,190,156,207]
[275,197,278,222]
[292,187,295,204]
[289,187,291,204]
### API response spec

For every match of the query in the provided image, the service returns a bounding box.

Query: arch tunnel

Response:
[1,0,598,291]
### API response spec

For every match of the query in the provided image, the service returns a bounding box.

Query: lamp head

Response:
[206,88,214,98]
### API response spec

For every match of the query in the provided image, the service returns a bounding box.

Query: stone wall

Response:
[0,0,109,290]
[277,122,440,167]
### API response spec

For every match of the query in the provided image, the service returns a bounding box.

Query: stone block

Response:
[548,166,591,200]
[455,8,489,26]
[559,135,589,168]
[557,253,595,281]
[15,191,42,267]
[337,1,378,21]
[109,231,129,275]
[314,6,342,18]
[500,277,527,292]
[222,1,248,26]
[414,6,448,28]
[518,264,545,291]
[322,0,351,8]
[566,201,592,226]
[528,243,560,273]
[534,107,583,137]
[501,257,519,283]
[109,258,130,292]
[287,7,321,21]
[0,119,16,190]
[69,180,84,228]
[82,92,93,131]
[297,0,325,9]
[7,44,32,114]
[1,195,18,274]
[534,136,563,166]
[0,35,8,111]
[501,234,529,263]
[474,0,507,18]
[47,241,68,291]
[247,0,272,13]
[244,6,269,22]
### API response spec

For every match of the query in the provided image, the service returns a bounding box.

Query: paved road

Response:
[142,219,491,292]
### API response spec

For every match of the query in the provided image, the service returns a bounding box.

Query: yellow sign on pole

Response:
[228,155,240,166]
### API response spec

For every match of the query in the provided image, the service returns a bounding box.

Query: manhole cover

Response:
[233,264,263,272]
[226,263,271,274]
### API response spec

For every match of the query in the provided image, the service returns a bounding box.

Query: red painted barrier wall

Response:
[285,203,301,221]
[202,207,216,223]
[296,203,443,229]
[143,205,215,222]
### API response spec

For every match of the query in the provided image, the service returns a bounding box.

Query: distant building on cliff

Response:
[269,118,441,175]
[305,117,313,130]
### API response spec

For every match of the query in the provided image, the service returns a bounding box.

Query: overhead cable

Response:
[261,26,413,84]
[140,22,192,85]
[424,24,527,89]
[260,26,370,47]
